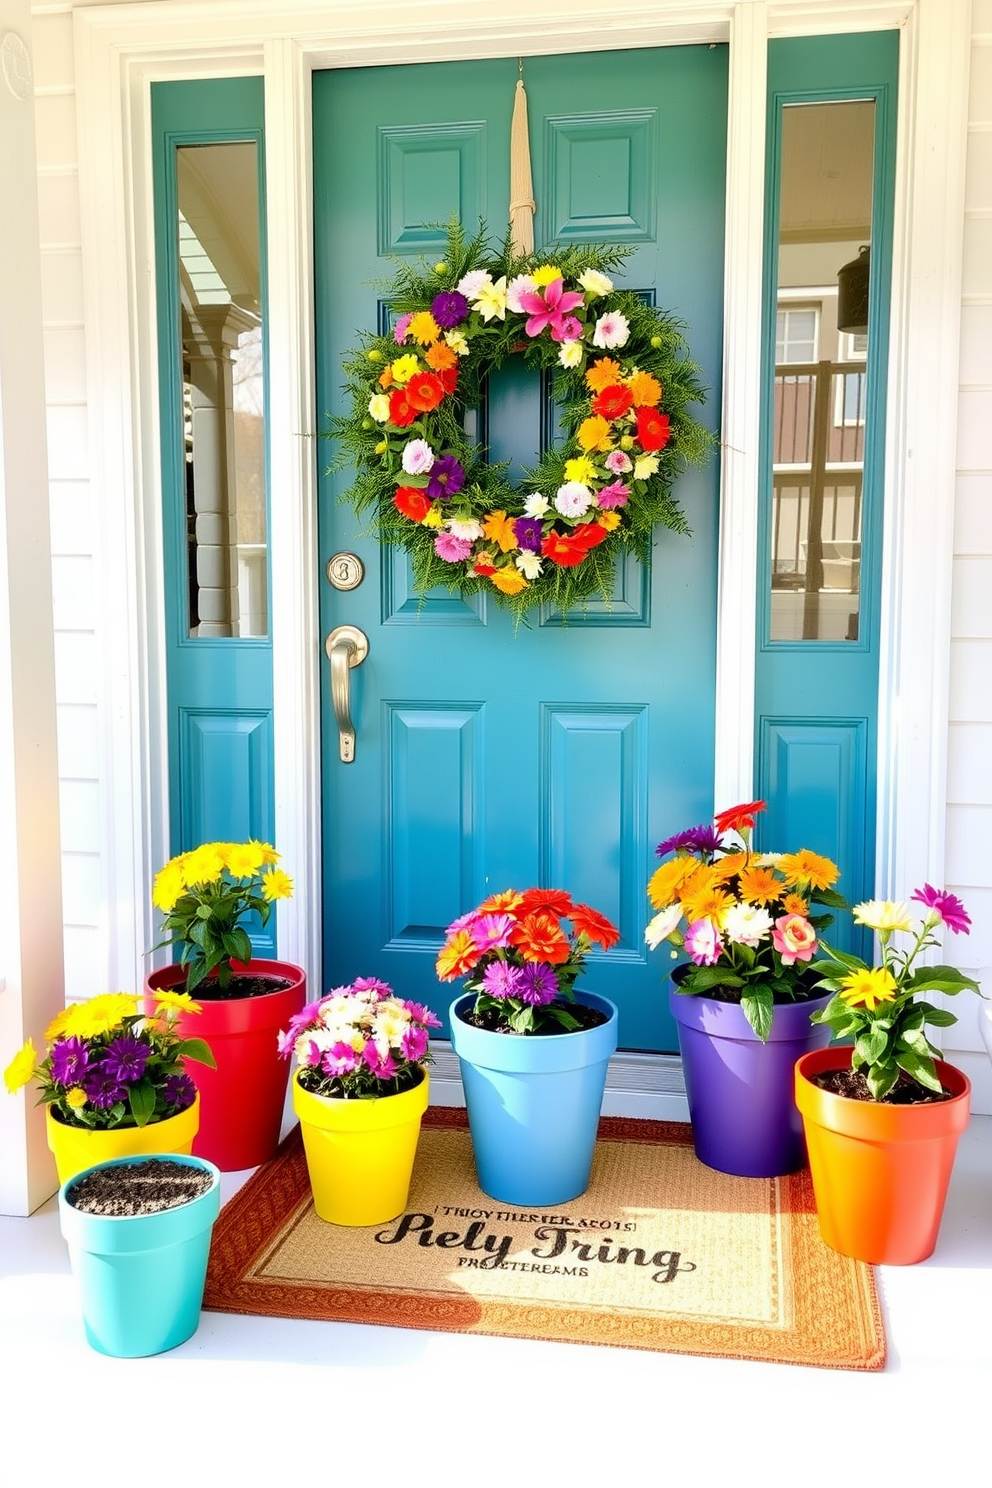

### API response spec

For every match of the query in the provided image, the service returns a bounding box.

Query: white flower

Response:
[368,393,391,423]
[554,481,592,517]
[515,550,543,580]
[579,268,614,298]
[558,339,584,369]
[523,493,550,518]
[633,453,660,480]
[723,903,774,948]
[506,273,537,312]
[645,906,683,949]
[753,852,783,867]
[446,517,483,542]
[444,329,470,357]
[592,311,630,349]
[474,275,508,323]
[457,269,491,298]
[401,439,435,475]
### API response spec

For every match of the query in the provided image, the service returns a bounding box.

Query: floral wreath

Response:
[330,224,713,618]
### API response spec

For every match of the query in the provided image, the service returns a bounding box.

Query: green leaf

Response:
[179,1037,216,1069]
[894,1046,943,1094]
[919,1006,958,1028]
[508,1005,535,1034]
[855,1025,888,1063]
[128,1078,157,1127]
[685,967,745,992]
[740,987,773,1042]
[814,888,848,909]
[867,1063,898,1101]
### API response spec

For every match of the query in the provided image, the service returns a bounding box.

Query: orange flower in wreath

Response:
[394,486,433,522]
[405,371,446,412]
[388,387,418,427]
[591,384,634,420]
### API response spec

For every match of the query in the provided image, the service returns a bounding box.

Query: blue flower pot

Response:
[58,1153,221,1357]
[449,990,618,1205]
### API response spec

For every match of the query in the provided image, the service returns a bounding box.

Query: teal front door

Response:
[313,49,727,1050]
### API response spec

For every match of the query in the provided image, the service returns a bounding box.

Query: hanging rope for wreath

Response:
[329,221,713,619]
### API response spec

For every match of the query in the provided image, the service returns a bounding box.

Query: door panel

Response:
[313,49,727,1049]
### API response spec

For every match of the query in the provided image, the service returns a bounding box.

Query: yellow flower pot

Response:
[46,1096,201,1186]
[292,1070,429,1226]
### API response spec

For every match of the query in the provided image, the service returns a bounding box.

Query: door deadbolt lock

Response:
[326,552,365,591]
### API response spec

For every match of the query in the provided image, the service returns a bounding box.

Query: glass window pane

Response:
[769,101,874,642]
[177,142,267,637]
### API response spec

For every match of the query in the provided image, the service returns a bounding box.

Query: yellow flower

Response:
[3,1040,37,1094]
[422,504,444,529]
[444,329,470,357]
[531,264,563,287]
[490,567,528,595]
[407,311,440,346]
[152,860,186,912]
[577,416,613,453]
[633,453,660,480]
[585,358,623,393]
[852,899,913,933]
[737,864,781,905]
[482,510,518,553]
[152,989,202,1015]
[227,841,266,878]
[44,1006,76,1041]
[680,882,734,928]
[778,850,840,892]
[839,967,898,1010]
[261,867,294,902]
[389,354,421,386]
[182,843,227,887]
[627,370,662,407]
[368,393,391,423]
[597,511,621,531]
[62,994,139,1040]
[564,455,597,485]
[65,1087,88,1110]
[648,857,705,910]
[709,852,748,884]
[782,892,809,916]
[474,276,508,322]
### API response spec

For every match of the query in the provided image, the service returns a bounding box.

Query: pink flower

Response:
[555,314,583,344]
[393,313,413,345]
[401,1024,429,1062]
[364,1044,398,1079]
[506,273,537,312]
[434,531,473,562]
[518,277,585,340]
[605,449,633,474]
[685,918,723,965]
[469,913,515,950]
[321,1042,361,1077]
[911,884,971,934]
[596,481,630,509]
[772,914,817,965]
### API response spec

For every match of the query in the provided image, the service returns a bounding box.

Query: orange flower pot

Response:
[794,1046,971,1265]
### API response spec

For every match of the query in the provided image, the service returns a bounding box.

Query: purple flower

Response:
[596,481,630,509]
[655,825,721,858]
[911,884,972,935]
[553,314,583,344]
[514,516,545,553]
[102,1035,150,1084]
[163,1072,197,1112]
[82,1062,128,1110]
[518,964,559,1006]
[481,961,526,1000]
[49,1036,89,1087]
[425,455,465,500]
[431,291,469,328]
[434,531,473,563]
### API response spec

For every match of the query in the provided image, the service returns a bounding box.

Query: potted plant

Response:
[146,839,307,1171]
[796,886,980,1264]
[278,978,440,1225]
[58,1153,221,1356]
[4,990,215,1184]
[645,800,844,1177]
[436,888,620,1205]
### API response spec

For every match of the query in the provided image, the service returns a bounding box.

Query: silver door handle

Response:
[325,625,369,762]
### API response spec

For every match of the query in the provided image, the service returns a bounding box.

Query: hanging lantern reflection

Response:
[837,244,870,334]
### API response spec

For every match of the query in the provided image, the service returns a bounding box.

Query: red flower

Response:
[473,555,497,576]
[635,407,671,452]
[438,366,459,394]
[569,902,621,950]
[575,522,608,550]
[388,388,418,427]
[541,531,591,567]
[405,371,446,412]
[713,800,766,836]
[591,384,634,420]
[394,486,433,522]
[519,888,574,918]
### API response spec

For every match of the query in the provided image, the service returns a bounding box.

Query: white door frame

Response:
[72,0,970,1109]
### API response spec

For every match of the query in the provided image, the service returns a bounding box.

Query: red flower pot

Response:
[795,1046,971,1264]
[145,960,306,1171]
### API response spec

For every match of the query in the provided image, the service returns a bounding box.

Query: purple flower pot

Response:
[670,982,832,1177]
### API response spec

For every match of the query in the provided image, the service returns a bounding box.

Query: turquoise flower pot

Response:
[450,990,618,1205]
[58,1153,221,1357]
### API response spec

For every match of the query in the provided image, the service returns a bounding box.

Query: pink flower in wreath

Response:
[518,278,585,341]
[434,531,473,563]
[605,449,633,474]
[772,914,817,965]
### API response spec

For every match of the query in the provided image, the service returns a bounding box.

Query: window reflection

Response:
[177,143,266,637]
[770,102,874,642]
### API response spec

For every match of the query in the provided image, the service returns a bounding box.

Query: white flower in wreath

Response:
[446,517,484,542]
[523,493,550,518]
[515,550,544,580]
[554,481,593,517]
[506,273,537,312]
[444,328,470,357]
[473,275,509,323]
[457,268,492,298]
[558,339,584,369]
[579,268,614,298]
[368,393,391,423]
[592,310,630,349]
[633,453,660,480]
[401,439,435,475]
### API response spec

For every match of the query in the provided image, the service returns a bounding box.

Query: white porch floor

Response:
[1,1115,988,1486]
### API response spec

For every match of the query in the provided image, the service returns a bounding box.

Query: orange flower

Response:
[648,856,705,910]
[510,912,571,965]
[394,486,433,522]
[585,358,624,393]
[782,892,809,916]
[738,864,781,905]
[425,341,458,372]
[635,407,671,452]
[473,553,497,576]
[777,850,839,891]
[576,522,609,550]
[405,371,446,412]
[680,882,734,927]
[569,902,621,949]
[627,371,662,407]
[541,531,589,567]
[709,852,748,884]
[490,567,528,595]
[388,387,418,427]
[478,890,524,915]
[482,510,518,553]
[591,384,634,420]
[519,888,574,917]
[598,511,621,531]
[435,930,481,981]
[577,415,613,453]
[378,365,395,389]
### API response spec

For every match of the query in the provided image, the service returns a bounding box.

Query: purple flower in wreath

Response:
[425,455,465,500]
[49,1036,89,1087]
[163,1072,197,1112]
[431,291,470,328]
[102,1034,151,1085]
[513,516,545,553]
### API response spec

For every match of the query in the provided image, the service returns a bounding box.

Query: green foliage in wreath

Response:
[328,222,714,618]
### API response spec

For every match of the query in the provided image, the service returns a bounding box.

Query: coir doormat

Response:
[203,1108,885,1369]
